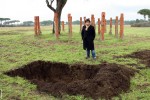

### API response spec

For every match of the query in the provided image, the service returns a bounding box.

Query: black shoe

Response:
[86,57,90,59]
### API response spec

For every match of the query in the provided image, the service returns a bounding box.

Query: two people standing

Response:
[81,19,96,59]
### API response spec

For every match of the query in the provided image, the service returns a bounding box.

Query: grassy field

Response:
[0,25,150,100]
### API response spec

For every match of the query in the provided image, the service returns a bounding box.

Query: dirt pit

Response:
[126,50,150,67]
[4,61,135,99]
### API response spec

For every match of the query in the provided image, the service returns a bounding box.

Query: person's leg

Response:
[86,49,90,59]
[91,50,96,59]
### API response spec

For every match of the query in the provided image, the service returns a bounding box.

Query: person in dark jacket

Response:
[81,19,96,59]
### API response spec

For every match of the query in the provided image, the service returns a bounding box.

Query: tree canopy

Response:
[138,9,150,21]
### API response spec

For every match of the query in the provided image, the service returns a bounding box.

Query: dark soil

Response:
[126,50,150,67]
[4,61,135,100]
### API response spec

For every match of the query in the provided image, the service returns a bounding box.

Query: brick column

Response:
[34,16,41,36]
[94,17,96,29]
[37,16,41,35]
[104,19,107,33]
[80,17,82,32]
[115,16,118,38]
[120,13,124,39]
[70,16,72,37]
[84,17,86,25]
[34,16,38,35]
[91,14,95,27]
[62,21,65,31]
[101,12,105,41]
[98,18,101,35]
[68,14,72,38]
[109,17,112,35]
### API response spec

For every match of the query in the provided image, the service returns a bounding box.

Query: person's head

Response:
[85,19,91,26]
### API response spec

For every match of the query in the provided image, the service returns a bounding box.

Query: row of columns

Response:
[34,13,124,40]
[79,13,124,41]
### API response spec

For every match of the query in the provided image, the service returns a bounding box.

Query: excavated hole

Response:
[4,60,136,99]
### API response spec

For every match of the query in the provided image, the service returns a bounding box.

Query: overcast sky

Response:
[0,0,150,22]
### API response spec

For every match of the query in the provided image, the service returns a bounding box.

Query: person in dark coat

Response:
[81,19,96,59]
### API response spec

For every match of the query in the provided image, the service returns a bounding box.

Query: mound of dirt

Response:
[4,61,135,99]
[126,50,150,67]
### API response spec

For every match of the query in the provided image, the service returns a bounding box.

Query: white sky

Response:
[0,0,150,22]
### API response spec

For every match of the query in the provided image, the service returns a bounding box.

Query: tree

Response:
[135,19,140,23]
[0,18,5,26]
[138,9,150,21]
[147,10,150,22]
[46,0,67,35]
[3,18,10,26]
[0,18,10,27]
[4,20,20,26]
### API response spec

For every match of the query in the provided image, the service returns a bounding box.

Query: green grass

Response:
[0,25,150,100]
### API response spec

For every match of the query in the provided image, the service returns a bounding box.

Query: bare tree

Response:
[46,0,67,34]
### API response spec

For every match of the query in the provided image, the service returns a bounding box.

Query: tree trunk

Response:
[57,11,62,34]
[53,11,62,35]
[52,17,55,34]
